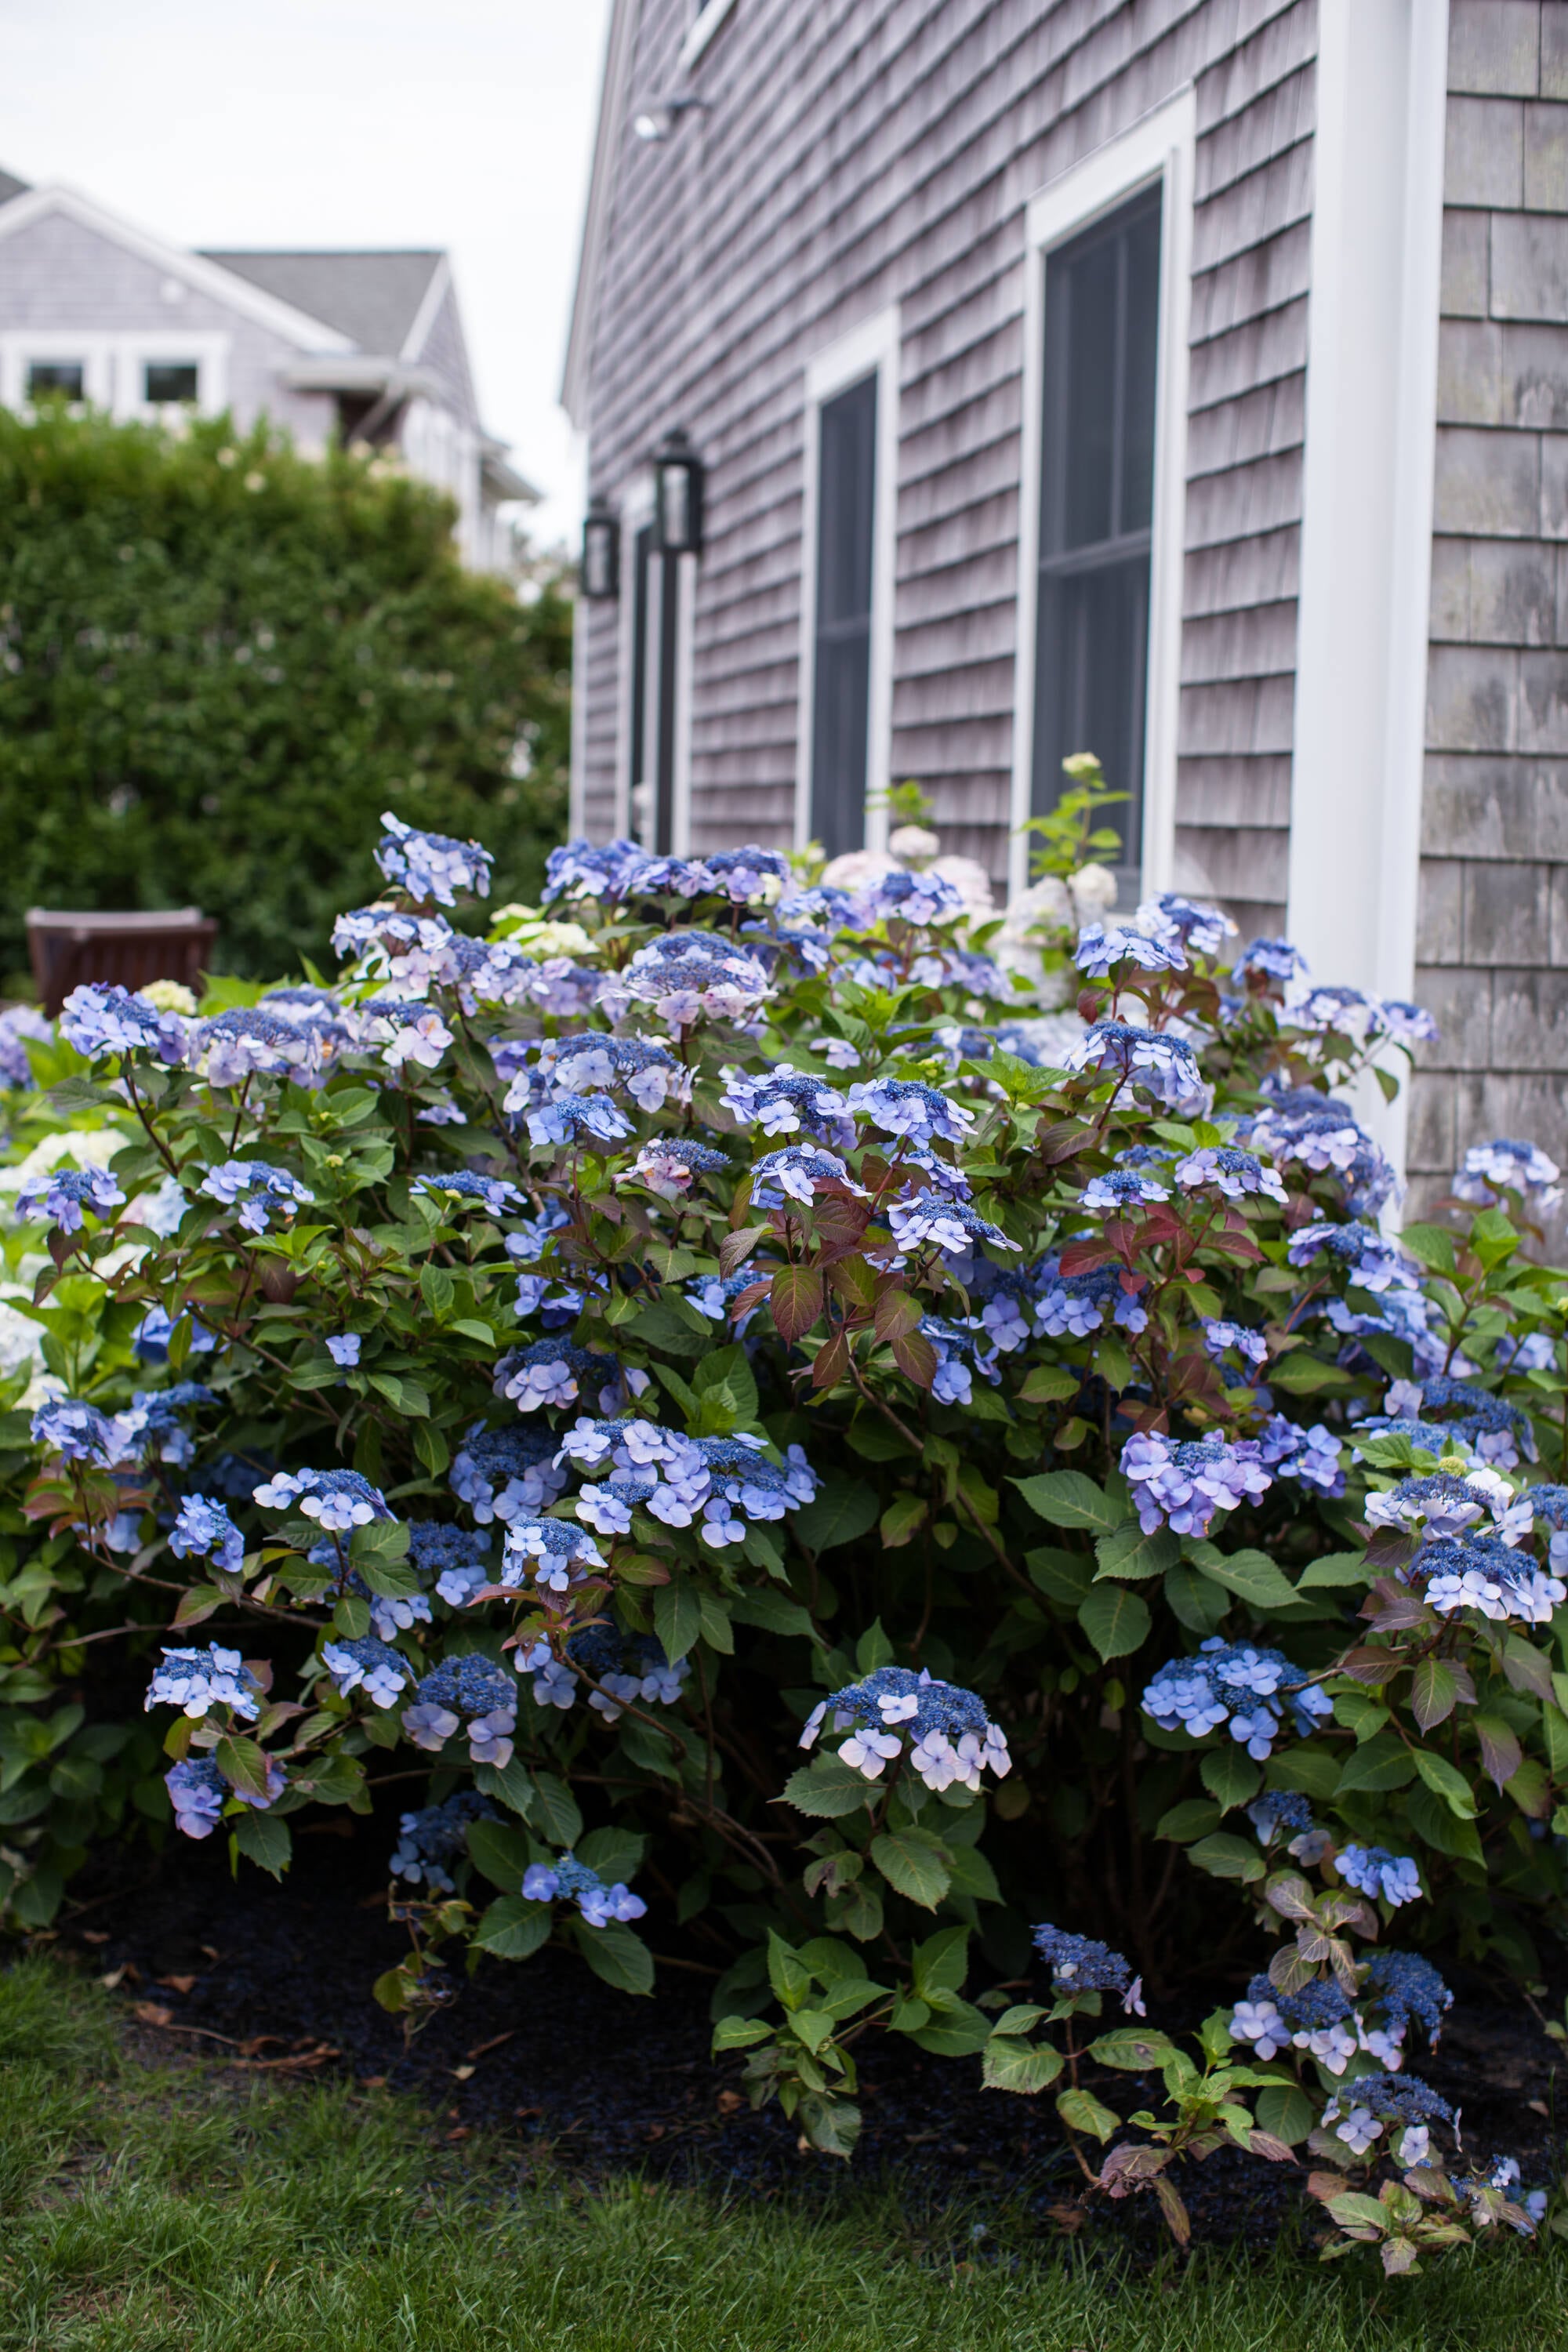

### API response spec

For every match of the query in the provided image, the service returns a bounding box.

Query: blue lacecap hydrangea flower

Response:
[375,810,492,906]
[1033,1924,1141,2005]
[521,1851,648,1926]
[15,1165,125,1233]
[451,1421,568,1523]
[800,1664,1010,1793]
[389,1791,500,1891]
[144,1643,261,1722]
[169,1494,245,1576]
[321,1635,411,1708]
[60,982,187,1065]
[252,1467,392,1533]
[1142,1638,1331,1759]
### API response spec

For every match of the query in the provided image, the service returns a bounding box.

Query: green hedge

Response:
[0,406,569,983]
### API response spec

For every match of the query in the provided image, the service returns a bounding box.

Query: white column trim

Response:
[671,550,698,856]
[613,474,655,841]
[1287,0,1450,1178]
[1009,86,1196,903]
[793,304,902,855]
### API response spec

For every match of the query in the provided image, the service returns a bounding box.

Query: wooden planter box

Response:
[26,909,217,1016]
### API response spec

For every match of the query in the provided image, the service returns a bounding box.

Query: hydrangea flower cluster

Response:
[1061,1020,1205,1112]
[1032,1924,1143,2012]
[402,1653,517,1765]
[1073,924,1186,982]
[144,1643,261,1722]
[411,1171,525,1217]
[1286,1219,1410,1293]
[596,931,772,1033]
[1258,1414,1345,1497]
[1121,1432,1272,1537]
[1453,1138,1563,1216]
[720,1066,853,1143]
[521,1852,648,1926]
[196,1008,332,1089]
[1246,1790,1329,1863]
[198,1160,314,1234]
[799,1665,1011,1791]
[15,1164,125,1232]
[560,1417,817,1551]
[1142,1638,1332,1758]
[450,1422,569,1523]
[252,1468,392,1532]
[1414,1532,1566,1625]
[1338,1846,1422,1907]
[60,982,187,1064]
[320,1635,411,1708]
[389,1791,499,1891]
[1322,2072,1454,2156]
[616,1138,731,1199]
[375,811,493,906]
[1136,893,1236,959]
[168,1494,245,1575]
[1171,1145,1288,1203]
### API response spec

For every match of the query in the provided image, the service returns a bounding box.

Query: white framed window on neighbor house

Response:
[0,331,228,420]
[1010,89,1196,904]
[615,477,696,855]
[794,306,900,861]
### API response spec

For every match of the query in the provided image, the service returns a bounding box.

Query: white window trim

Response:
[1008,87,1196,905]
[1287,0,1450,1180]
[612,474,655,843]
[0,329,229,419]
[793,304,901,857]
[680,0,737,72]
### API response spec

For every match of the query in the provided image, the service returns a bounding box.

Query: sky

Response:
[0,0,612,547]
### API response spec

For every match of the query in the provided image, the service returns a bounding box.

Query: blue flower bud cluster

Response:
[521,1851,648,1926]
[389,1791,500,1891]
[800,1664,1011,1792]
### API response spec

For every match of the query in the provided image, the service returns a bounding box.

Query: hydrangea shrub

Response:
[2,809,1566,2267]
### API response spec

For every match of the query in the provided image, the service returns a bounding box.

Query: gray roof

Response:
[0,167,32,207]
[196,249,443,355]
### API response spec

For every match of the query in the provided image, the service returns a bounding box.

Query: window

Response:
[27,361,84,401]
[1031,189,1162,894]
[627,522,687,855]
[810,376,877,859]
[143,361,199,405]
[796,307,899,859]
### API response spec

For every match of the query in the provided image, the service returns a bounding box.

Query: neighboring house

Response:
[562,0,1568,1221]
[0,166,532,572]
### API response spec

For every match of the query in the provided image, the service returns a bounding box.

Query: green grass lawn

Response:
[0,1957,1563,2352]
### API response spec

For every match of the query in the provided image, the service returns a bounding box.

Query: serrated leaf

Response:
[473,1754,537,1819]
[1472,1711,1523,1792]
[653,1581,702,1664]
[880,1494,927,1548]
[719,1225,769,1278]
[467,1816,532,1892]
[1411,1747,1478,1819]
[1196,1548,1299,1611]
[1188,1833,1265,1883]
[1410,1658,1457,1732]
[791,1475,879,1553]
[214,1734,272,1801]
[575,1918,654,1995]
[528,1769,583,1848]
[1056,2086,1120,2143]
[869,1830,951,1910]
[1012,1471,1121,1534]
[1156,1798,1222,1843]
[1254,2082,1316,2146]
[910,1926,971,1998]
[770,1265,824,1344]
[907,1999,992,2056]
[1094,1519,1181,1581]
[782,1755,876,1819]
[230,1810,291,1879]
[1200,1748,1261,1813]
[1076,1582,1151,1661]
[1337,1733,1417,1795]
[1298,1552,1369,1590]
[1087,2027,1176,2071]
[982,2036,1064,2093]
[471,1896,552,1961]
[1399,1222,1458,1276]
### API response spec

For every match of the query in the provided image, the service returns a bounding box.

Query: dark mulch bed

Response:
[49,1817,1568,2254]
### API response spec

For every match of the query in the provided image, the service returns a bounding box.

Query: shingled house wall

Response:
[1411,0,1568,1223]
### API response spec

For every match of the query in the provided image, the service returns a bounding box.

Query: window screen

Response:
[810,372,877,861]
[1031,188,1162,893]
[27,361,85,401]
[144,362,199,404]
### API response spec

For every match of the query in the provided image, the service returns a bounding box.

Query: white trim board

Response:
[681,0,738,71]
[1287,0,1450,1178]
[1007,86,1196,904]
[0,185,354,353]
[793,303,902,857]
[613,475,655,843]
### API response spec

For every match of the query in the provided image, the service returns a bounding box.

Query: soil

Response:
[46,1820,1568,2259]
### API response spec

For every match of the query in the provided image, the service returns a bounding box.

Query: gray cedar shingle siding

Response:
[1410,0,1568,1227]
[575,0,1318,898]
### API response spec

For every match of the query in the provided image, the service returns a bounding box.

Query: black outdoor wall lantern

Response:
[651,428,705,557]
[580,495,620,600]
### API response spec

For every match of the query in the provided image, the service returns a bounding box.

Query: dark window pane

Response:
[1033,185,1162,882]
[27,362,83,400]
[1058,236,1118,551]
[144,362,199,404]
[810,373,877,859]
[1120,205,1162,534]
